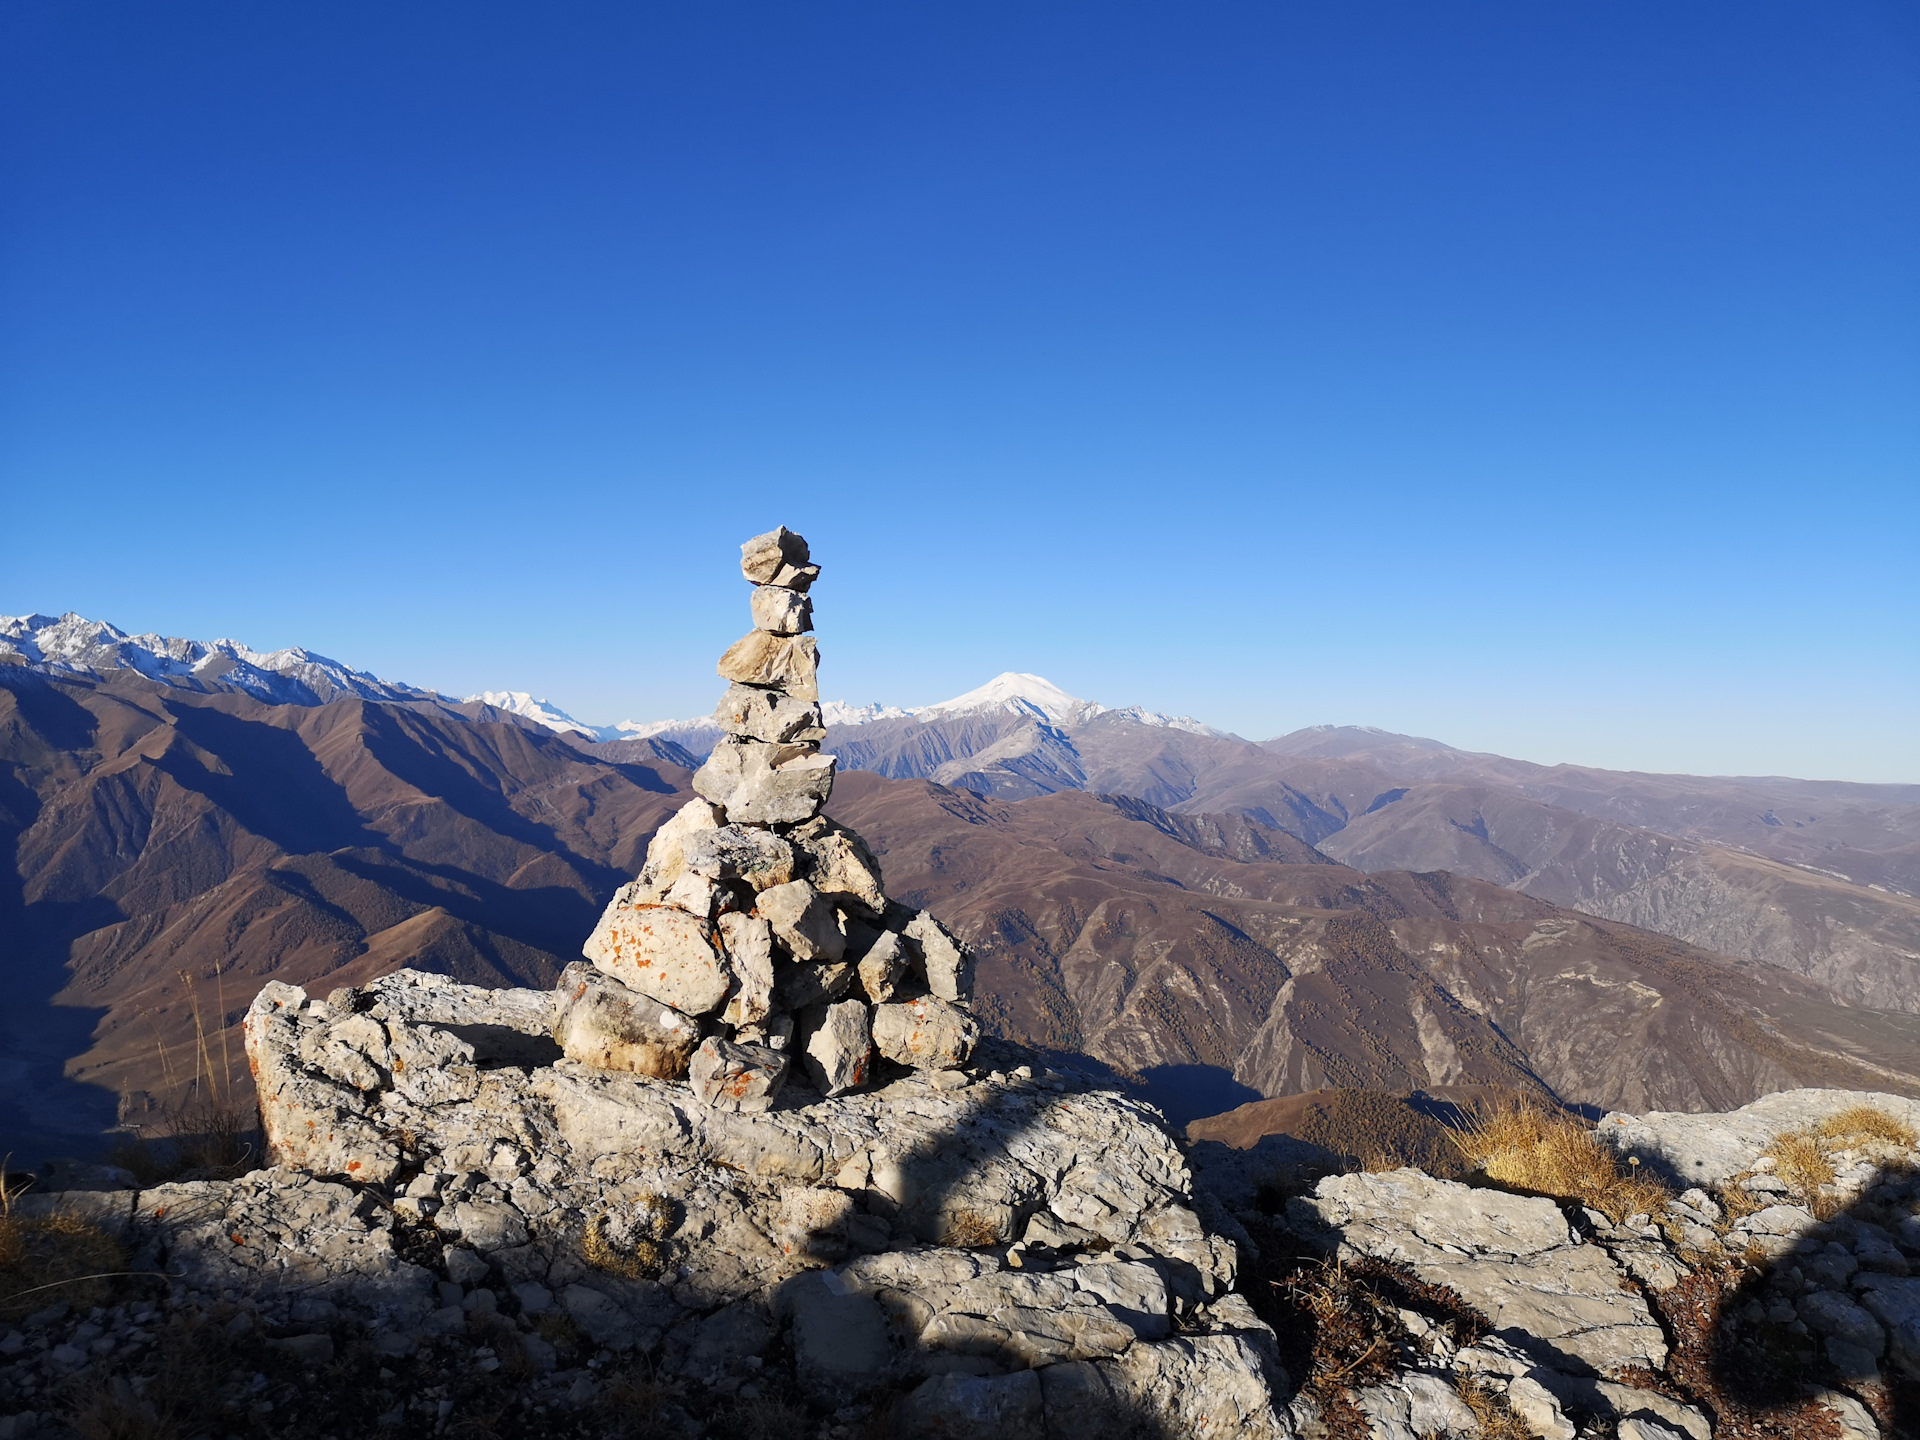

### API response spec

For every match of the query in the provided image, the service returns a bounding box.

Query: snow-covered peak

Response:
[913,672,1104,725]
[1,611,440,706]
[1098,705,1227,738]
[821,700,911,726]
[464,690,599,738]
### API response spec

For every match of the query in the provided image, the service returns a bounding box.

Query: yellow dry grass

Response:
[1450,1102,1672,1226]
[1817,1104,1917,1149]
[0,1201,126,1322]
[939,1209,1002,1249]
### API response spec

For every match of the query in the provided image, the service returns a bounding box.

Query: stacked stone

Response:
[554,526,979,1113]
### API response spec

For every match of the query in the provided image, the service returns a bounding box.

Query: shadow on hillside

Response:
[1686,1164,1920,1439]
[3,1048,1286,1439]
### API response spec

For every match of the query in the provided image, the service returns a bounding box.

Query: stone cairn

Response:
[553,526,979,1111]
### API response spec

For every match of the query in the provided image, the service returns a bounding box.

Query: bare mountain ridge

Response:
[821,772,1920,1123]
[782,703,1920,1016]
[0,667,690,1157]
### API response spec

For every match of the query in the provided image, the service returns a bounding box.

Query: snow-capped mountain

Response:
[1,612,441,707]
[605,671,1224,743]
[462,690,602,739]
[4,615,1223,750]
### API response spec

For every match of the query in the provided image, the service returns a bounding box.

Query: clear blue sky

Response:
[4,3,1915,779]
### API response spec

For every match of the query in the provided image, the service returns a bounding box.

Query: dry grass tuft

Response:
[1816,1103,1917,1149]
[938,1209,1002,1249]
[1456,1375,1535,1440]
[1766,1130,1836,1208]
[1450,1101,1672,1225]
[0,1197,127,1322]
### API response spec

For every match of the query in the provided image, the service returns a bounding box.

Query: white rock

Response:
[551,962,700,1079]
[629,799,724,902]
[583,900,733,1015]
[1288,1168,1667,1375]
[692,737,836,824]
[872,996,979,1071]
[1505,1375,1575,1440]
[682,825,797,891]
[756,879,847,962]
[897,1371,1042,1439]
[773,958,857,1011]
[689,1035,789,1114]
[788,816,885,917]
[749,584,812,635]
[739,526,809,584]
[712,683,825,744]
[717,913,776,1027]
[905,910,973,1001]
[854,928,910,1003]
[716,631,819,701]
[801,999,872,1097]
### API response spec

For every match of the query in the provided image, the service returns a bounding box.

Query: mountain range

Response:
[5,611,1918,1156]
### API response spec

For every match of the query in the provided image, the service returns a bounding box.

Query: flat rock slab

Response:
[1288,1168,1667,1376]
[1596,1088,1920,1187]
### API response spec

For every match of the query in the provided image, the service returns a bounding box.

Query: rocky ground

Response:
[3,968,1917,1437]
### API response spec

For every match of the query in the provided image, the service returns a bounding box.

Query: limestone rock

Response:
[583,900,733,1016]
[713,683,825,744]
[739,526,810,584]
[245,983,400,1184]
[716,631,819,701]
[773,957,857,1010]
[873,995,979,1071]
[749,584,812,635]
[692,736,836,824]
[1596,1088,1920,1187]
[682,824,797,891]
[552,962,700,1079]
[906,910,973,1001]
[789,815,885,916]
[630,799,724,902]
[1287,1168,1667,1375]
[689,1035,789,1114]
[756,878,847,961]
[717,913,776,1026]
[897,1371,1043,1439]
[854,927,910,1003]
[802,998,872,1096]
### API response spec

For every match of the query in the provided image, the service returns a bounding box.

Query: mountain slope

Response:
[823,772,1920,1121]
[0,667,689,1157]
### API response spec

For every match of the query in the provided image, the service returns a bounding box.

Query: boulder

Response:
[802,999,872,1097]
[756,879,847,961]
[716,631,819,701]
[718,913,776,1026]
[773,958,857,1011]
[906,910,973,1001]
[739,526,810,584]
[873,996,979,1071]
[689,1035,789,1114]
[551,962,701,1079]
[692,737,836,824]
[245,983,400,1183]
[682,825,797,891]
[789,816,885,916]
[1288,1168,1667,1375]
[854,928,910,1003]
[748,584,812,635]
[629,799,724,902]
[583,900,733,1016]
[713,683,825,744]
[897,1371,1043,1439]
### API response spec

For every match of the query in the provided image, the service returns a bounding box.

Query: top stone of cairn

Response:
[566,526,978,1112]
[740,526,820,590]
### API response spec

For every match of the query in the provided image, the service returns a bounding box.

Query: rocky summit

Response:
[3,533,1918,1439]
